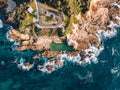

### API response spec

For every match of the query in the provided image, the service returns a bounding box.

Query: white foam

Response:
[104,29,117,38]
[112,3,120,9]
[91,57,98,64]
[75,71,93,82]
[116,16,120,20]
[6,32,15,42]
[67,54,81,63]
[42,28,109,68]
[6,31,20,50]
[19,58,25,63]
[58,53,82,65]
[112,47,115,55]
[83,44,105,65]
[37,64,55,73]
[84,57,91,64]
[54,60,64,68]
[91,46,101,56]
[18,64,34,71]
[37,65,48,73]
[37,59,57,73]
[97,21,118,39]
[111,67,120,78]
[35,53,80,70]
[58,53,67,58]
[108,21,119,29]
[111,64,120,78]
[55,45,102,66]
[17,63,34,71]
[11,41,20,50]
[17,58,34,71]
[111,68,118,74]
[85,45,103,57]
[0,20,3,28]
[44,61,55,66]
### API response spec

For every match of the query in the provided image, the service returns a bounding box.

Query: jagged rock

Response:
[17,45,28,51]
[33,54,39,59]
[8,29,20,40]
[89,35,100,47]
[67,0,116,50]
[46,65,54,72]
[77,40,89,50]
[55,58,63,66]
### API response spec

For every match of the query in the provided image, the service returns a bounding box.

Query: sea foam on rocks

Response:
[17,58,34,71]
[111,65,120,78]
[97,21,118,39]
[112,3,120,9]
[6,29,21,50]
[65,21,119,66]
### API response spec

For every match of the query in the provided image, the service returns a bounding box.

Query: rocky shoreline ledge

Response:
[4,0,120,73]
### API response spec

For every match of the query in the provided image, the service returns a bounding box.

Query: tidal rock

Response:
[8,29,20,40]
[46,65,54,72]
[17,45,28,51]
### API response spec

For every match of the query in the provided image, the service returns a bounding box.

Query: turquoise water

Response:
[0,15,120,90]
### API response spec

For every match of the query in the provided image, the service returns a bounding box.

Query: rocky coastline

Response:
[3,0,120,73]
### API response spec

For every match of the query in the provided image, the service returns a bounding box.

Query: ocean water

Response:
[0,16,120,90]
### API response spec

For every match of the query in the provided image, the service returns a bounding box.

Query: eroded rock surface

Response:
[8,29,62,51]
[67,0,119,50]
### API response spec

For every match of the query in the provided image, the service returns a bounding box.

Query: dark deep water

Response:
[0,17,120,90]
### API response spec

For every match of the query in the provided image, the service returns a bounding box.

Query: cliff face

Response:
[67,0,119,50]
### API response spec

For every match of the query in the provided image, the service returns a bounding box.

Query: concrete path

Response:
[36,1,63,28]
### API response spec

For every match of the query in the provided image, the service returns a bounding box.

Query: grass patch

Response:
[29,0,37,12]
[19,0,38,34]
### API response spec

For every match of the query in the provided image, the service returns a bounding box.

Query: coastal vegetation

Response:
[8,0,38,34]
[35,28,63,37]
[41,13,59,25]
[7,0,94,51]
[8,0,90,36]
[38,0,90,34]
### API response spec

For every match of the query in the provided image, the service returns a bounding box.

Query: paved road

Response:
[36,1,63,28]
[6,0,16,13]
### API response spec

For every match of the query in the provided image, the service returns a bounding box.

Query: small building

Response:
[27,7,33,13]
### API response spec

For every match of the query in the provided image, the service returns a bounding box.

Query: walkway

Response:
[36,0,63,28]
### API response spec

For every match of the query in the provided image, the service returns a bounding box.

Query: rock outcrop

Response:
[67,0,119,50]
[8,29,62,51]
